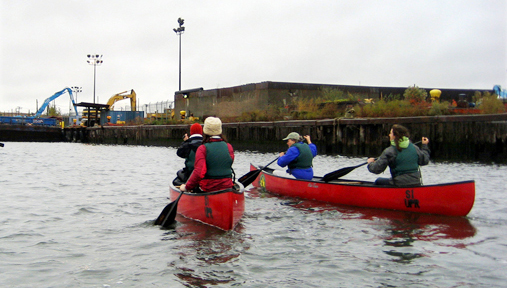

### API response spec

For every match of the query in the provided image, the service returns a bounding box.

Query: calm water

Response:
[0,142,506,287]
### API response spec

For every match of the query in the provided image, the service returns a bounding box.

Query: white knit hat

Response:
[203,117,222,136]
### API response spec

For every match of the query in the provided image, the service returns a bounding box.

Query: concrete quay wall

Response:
[83,114,507,163]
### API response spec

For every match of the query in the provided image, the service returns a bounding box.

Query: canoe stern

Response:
[169,183,245,230]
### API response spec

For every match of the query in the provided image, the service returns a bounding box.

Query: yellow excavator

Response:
[106,89,136,111]
[81,90,136,125]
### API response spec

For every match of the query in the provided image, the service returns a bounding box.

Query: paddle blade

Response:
[154,202,175,225]
[322,162,368,182]
[155,190,184,227]
[238,169,262,187]
[322,167,356,182]
[162,202,178,228]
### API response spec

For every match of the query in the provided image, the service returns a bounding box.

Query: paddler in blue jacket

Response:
[277,132,317,180]
[367,124,430,186]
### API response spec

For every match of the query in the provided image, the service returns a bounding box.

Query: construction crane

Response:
[82,90,136,121]
[106,90,136,111]
[35,87,79,118]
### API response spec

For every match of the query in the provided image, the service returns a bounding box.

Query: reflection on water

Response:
[257,188,476,240]
[162,216,248,287]
[1,143,505,287]
[254,187,477,265]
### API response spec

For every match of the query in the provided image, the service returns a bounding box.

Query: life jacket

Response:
[203,141,233,179]
[288,142,313,170]
[392,143,419,177]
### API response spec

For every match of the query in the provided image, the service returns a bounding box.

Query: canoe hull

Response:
[169,183,245,230]
[250,164,475,217]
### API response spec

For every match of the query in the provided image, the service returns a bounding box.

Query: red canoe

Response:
[169,182,245,230]
[250,164,475,217]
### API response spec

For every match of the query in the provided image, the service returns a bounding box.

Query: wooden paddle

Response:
[238,157,279,187]
[322,141,423,182]
[154,186,183,228]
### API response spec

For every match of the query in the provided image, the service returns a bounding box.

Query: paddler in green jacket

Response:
[367,124,430,186]
[180,117,235,193]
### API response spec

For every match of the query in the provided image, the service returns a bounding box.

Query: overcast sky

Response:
[1,0,506,114]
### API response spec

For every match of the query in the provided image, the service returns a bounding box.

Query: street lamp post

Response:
[173,18,185,91]
[87,54,103,103]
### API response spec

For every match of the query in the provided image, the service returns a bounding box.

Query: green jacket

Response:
[367,137,430,186]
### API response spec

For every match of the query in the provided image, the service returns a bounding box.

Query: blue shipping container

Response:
[100,111,144,125]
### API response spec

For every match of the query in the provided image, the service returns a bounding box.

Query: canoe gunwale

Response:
[251,163,475,217]
[169,182,244,197]
[253,164,475,188]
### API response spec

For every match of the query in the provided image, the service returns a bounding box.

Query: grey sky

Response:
[1,0,506,114]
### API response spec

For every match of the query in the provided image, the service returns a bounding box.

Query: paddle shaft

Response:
[322,162,368,182]
[259,157,279,170]
[238,157,279,187]
[322,140,424,182]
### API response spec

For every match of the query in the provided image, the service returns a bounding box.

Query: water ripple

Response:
[0,142,505,287]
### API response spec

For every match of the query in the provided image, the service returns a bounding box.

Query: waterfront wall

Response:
[0,125,64,142]
[81,114,507,163]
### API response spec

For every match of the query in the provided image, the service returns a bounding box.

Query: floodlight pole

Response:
[71,86,82,103]
[173,18,185,91]
[87,54,103,103]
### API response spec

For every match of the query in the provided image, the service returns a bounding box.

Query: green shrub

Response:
[320,87,352,101]
[356,99,436,118]
[403,85,428,103]
[383,93,403,102]
[479,95,506,114]
[428,101,451,116]
[320,103,340,118]
[473,91,482,104]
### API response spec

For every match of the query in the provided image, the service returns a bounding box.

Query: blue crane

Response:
[35,87,80,118]
[493,85,507,99]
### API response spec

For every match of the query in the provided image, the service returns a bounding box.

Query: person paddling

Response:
[180,117,235,193]
[174,122,203,185]
[276,132,317,180]
[367,124,430,186]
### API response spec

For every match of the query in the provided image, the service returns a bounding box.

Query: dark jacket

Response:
[176,135,203,179]
[367,143,430,186]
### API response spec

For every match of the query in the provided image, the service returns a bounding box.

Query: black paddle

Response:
[154,188,183,228]
[238,157,279,187]
[0,143,4,147]
[322,141,423,182]
[322,162,368,182]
